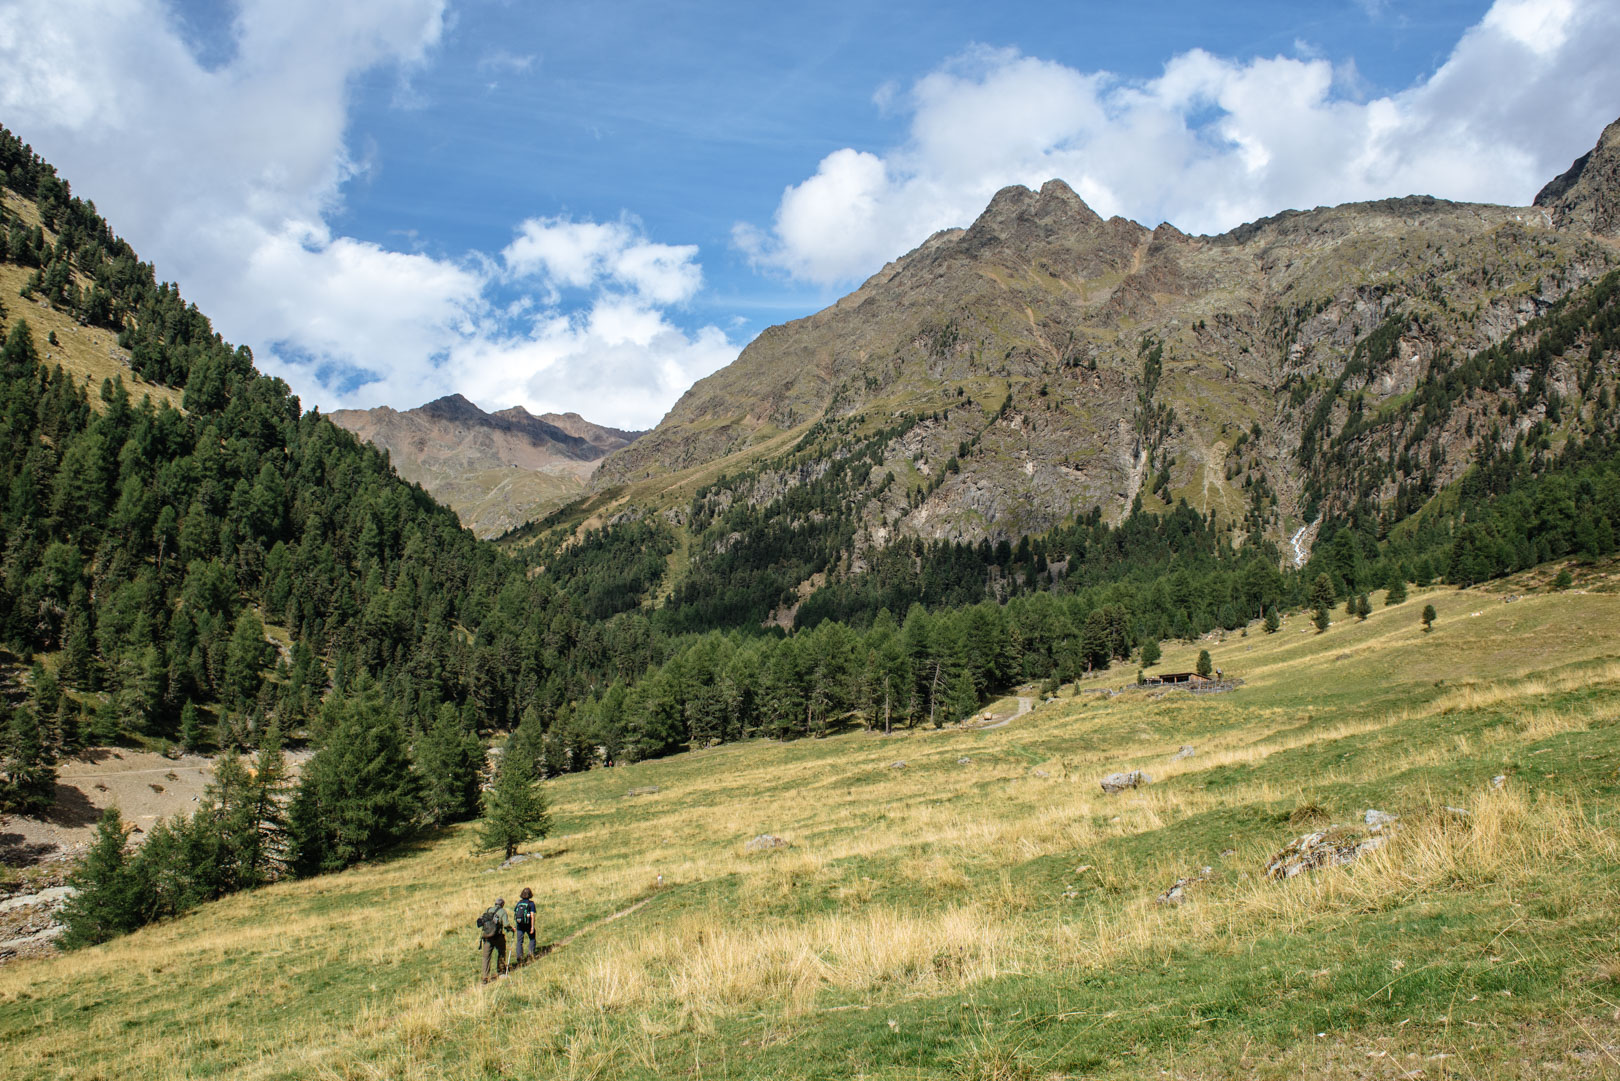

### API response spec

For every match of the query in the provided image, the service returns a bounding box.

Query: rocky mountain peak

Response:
[1535,116,1620,237]
[967,178,1104,246]
[419,393,488,423]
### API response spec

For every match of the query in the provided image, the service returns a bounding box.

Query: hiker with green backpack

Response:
[476,898,514,983]
[512,887,540,965]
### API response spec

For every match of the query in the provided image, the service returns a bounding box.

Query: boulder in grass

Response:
[625,786,662,797]
[1265,826,1388,880]
[744,834,788,852]
[1100,770,1150,794]
[1172,745,1196,760]
[1156,866,1213,905]
[1363,809,1398,830]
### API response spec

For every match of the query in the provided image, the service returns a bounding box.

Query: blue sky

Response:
[2,1,1617,427]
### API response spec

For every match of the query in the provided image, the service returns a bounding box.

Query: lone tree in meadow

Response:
[478,738,551,860]
[1140,639,1162,667]
[1196,649,1213,678]
[1263,607,1280,634]
[1313,606,1331,634]
[1553,568,1573,591]
[1355,594,1371,621]
[1385,579,1407,605]
[1422,604,1437,633]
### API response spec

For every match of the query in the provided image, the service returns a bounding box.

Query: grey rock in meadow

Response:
[1100,770,1150,794]
[957,756,972,765]
[1156,866,1214,905]
[625,785,662,797]
[744,834,788,852]
[1265,827,1388,880]
[1363,809,1398,830]
[1172,745,1196,760]
[888,760,907,769]
[1491,775,1507,788]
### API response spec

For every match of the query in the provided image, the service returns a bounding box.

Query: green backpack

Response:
[477,908,502,940]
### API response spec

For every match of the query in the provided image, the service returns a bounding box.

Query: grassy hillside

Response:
[5,578,1619,1079]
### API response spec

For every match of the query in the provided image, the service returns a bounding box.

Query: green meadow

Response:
[5,579,1620,1080]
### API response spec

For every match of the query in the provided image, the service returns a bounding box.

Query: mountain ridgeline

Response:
[328,395,641,539]
[2,117,1620,943]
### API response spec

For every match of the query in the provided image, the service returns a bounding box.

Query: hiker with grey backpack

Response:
[476,898,513,983]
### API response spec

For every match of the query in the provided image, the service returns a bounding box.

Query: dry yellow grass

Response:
[4,584,1620,1078]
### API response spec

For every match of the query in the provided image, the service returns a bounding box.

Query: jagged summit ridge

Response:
[330,397,643,537]
[1536,117,1620,237]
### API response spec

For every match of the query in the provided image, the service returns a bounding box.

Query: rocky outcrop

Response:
[330,395,643,537]
[1264,811,1397,880]
[1536,118,1620,238]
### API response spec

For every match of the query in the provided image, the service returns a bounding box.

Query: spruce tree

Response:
[222,608,269,709]
[1196,649,1213,678]
[1422,604,1437,633]
[1355,594,1371,620]
[1385,579,1407,605]
[1140,639,1162,666]
[0,702,55,815]
[58,809,138,947]
[477,738,550,859]
[288,686,418,875]
[179,702,203,752]
[245,723,290,885]
[1263,607,1280,634]
[946,665,979,722]
[1313,606,1331,633]
[1309,573,1335,612]
[416,703,483,827]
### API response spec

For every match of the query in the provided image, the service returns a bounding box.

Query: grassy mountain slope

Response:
[6,576,1618,1079]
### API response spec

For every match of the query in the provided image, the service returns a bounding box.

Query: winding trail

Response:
[544,895,657,955]
[977,696,1033,731]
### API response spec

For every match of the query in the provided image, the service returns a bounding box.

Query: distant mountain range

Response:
[328,395,642,537]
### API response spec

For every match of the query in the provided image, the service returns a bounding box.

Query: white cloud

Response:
[739,0,1620,285]
[503,217,703,305]
[0,0,735,429]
